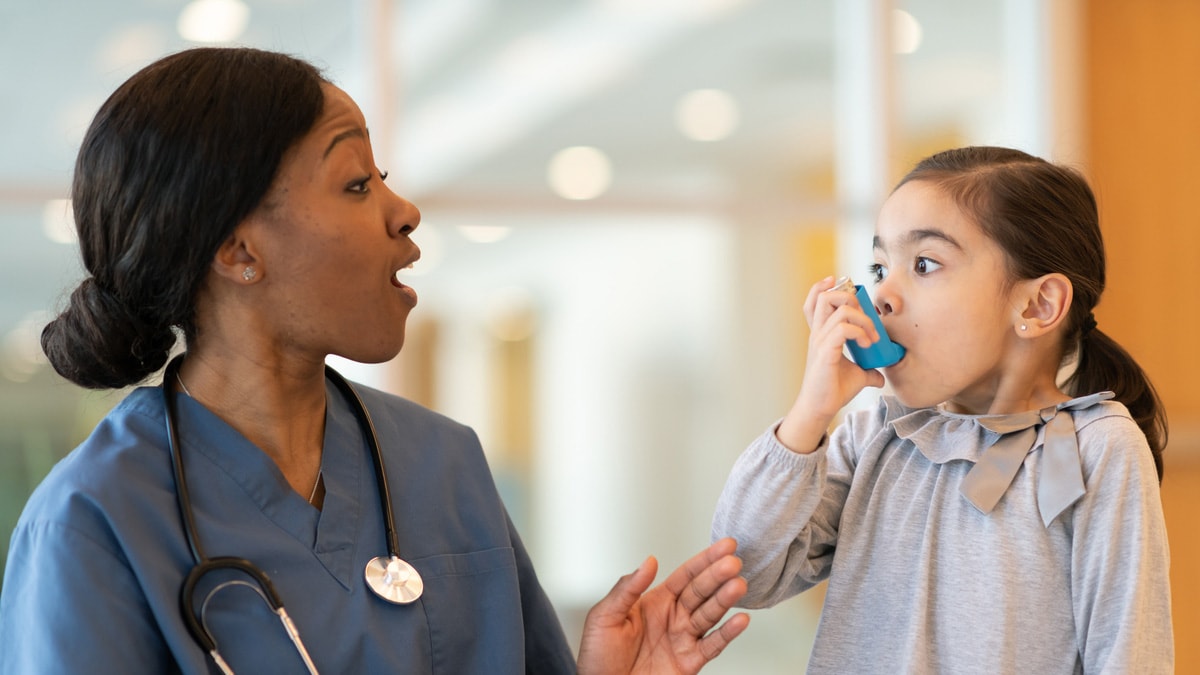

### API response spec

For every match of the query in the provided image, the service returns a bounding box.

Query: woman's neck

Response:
[176,342,327,500]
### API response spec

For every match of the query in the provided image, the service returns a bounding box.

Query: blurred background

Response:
[1,0,1196,671]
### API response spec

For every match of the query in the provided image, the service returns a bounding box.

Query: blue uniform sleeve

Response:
[506,513,577,674]
[0,519,173,674]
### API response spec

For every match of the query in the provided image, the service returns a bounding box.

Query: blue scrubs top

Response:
[0,379,575,674]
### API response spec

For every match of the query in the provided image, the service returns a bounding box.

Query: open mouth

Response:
[392,261,419,304]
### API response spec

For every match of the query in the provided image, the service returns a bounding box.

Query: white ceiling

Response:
[0,0,1007,380]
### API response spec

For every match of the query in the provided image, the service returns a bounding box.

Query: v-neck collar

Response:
[312,378,367,588]
[171,377,370,591]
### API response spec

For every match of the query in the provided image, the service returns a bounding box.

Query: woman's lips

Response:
[392,271,418,305]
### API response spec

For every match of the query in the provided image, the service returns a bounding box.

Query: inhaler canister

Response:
[828,276,905,369]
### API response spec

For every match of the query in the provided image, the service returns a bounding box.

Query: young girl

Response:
[712,146,1173,673]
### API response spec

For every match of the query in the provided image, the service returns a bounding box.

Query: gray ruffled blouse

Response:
[712,391,1173,673]
[888,391,1113,528]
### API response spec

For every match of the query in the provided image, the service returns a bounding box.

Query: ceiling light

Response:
[547,146,612,200]
[458,225,512,243]
[675,88,740,142]
[178,0,250,44]
[41,199,76,245]
[893,9,923,55]
[401,0,752,195]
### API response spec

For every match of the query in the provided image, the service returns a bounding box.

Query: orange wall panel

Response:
[1084,1,1200,668]
[1085,0,1200,422]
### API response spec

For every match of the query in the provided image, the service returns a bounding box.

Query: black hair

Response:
[41,47,327,389]
[897,146,1167,479]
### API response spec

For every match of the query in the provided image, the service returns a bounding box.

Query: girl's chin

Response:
[883,383,939,410]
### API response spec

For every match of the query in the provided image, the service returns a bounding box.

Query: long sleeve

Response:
[711,422,852,608]
[1069,415,1173,673]
[711,396,1174,673]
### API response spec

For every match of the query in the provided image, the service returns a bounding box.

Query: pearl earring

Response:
[1020,323,1028,331]
[242,266,257,281]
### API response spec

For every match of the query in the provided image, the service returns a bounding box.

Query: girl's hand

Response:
[776,277,886,453]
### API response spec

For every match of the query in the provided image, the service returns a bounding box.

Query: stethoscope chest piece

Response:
[365,556,423,604]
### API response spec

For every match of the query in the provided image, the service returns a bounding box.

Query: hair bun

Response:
[40,277,176,389]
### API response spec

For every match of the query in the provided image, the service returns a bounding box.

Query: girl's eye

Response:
[867,263,888,283]
[914,256,942,274]
[378,168,389,181]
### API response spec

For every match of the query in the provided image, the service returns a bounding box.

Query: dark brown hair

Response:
[41,48,327,389]
[897,146,1166,479]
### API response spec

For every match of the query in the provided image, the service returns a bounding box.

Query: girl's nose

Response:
[874,279,898,316]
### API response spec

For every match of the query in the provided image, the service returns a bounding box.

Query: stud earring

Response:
[242,266,257,282]
[1020,323,1028,331]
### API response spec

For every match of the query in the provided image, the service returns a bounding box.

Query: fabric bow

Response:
[958,391,1115,527]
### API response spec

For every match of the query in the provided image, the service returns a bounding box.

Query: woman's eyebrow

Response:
[323,127,366,158]
[873,228,963,251]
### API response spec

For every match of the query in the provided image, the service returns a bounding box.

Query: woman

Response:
[0,47,749,674]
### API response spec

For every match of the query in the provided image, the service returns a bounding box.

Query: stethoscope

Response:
[162,355,423,675]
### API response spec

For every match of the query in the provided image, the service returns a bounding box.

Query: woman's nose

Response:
[387,189,421,238]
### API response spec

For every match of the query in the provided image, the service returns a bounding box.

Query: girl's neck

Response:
[941,338,1072,415]
[943,383,1070,416]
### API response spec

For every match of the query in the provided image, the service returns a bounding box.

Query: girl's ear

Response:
[211,225,263,285]
[1015,273,1072,337]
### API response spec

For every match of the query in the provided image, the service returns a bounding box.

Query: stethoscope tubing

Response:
[161,354,403,671]
[321,364,402,560]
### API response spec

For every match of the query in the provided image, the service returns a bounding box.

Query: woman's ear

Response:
[212,227,262,285]
[1015,273,1072,337]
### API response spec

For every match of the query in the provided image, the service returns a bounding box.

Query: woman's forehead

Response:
[288,85,369,161]
[314,84,366,132]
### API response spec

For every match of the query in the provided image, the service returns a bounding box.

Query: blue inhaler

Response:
[829,276,905,369]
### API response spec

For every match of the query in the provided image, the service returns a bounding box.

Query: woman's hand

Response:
[577,538,750,675]
[776,276,886,453]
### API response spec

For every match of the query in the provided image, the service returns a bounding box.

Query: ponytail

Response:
[898,146,1168,479]
[1064,328,1167,480]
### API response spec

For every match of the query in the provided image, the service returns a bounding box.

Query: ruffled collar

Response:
[883,391,1115,527]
